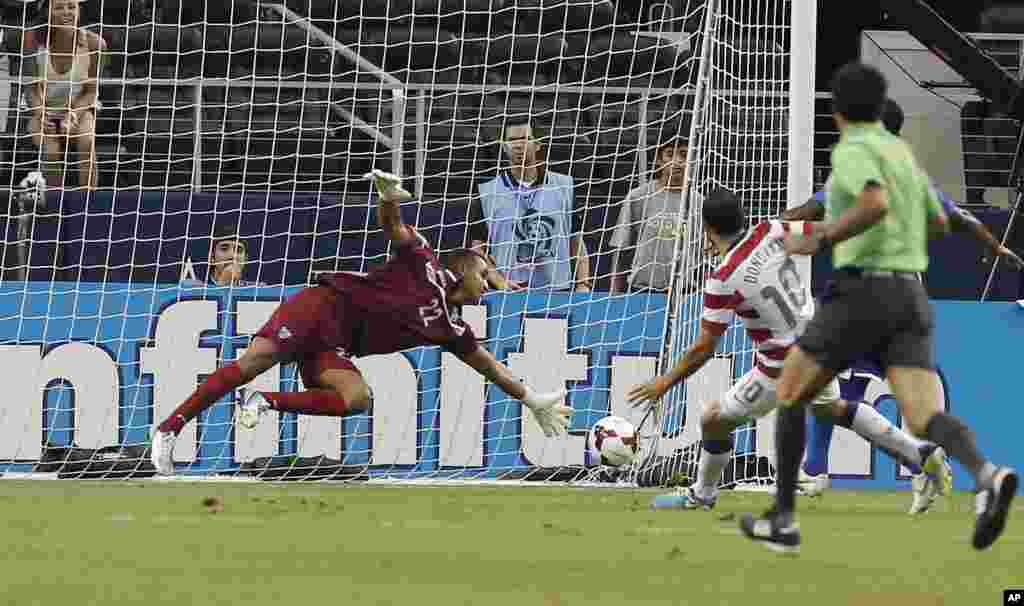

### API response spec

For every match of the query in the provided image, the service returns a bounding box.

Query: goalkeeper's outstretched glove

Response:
[521,387,572,437]
[364,168,413,200]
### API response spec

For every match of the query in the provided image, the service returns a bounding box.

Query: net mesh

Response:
[0,0,798,484]
[628,0,792,489]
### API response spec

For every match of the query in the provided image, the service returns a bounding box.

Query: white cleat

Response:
[16,170,46,208]
[150,430,176,476]
[910,446,952,514]
[796,468,829,498]
[909,472,938,514]
[922,446,953,497]
[239,391,271,429]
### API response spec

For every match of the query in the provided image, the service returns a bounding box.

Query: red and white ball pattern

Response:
[587,415,639,467]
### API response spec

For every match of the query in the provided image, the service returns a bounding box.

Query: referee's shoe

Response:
[739,507,800,555]
[973,467,1018,550]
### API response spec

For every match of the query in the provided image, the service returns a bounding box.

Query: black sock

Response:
[924,413,992,486]
[775,404,806,515]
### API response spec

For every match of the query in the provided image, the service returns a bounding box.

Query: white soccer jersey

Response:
[702,220,815,372]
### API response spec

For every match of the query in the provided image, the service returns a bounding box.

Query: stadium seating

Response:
[564,31,687,89]
[960,101,1021,206]
[979,4,1024,33]
[227,23,337,80]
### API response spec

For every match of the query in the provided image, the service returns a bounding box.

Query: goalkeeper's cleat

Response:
[650,487,717,511]
[150,429,176,476]
[239,391,271,430]
[973,467,1018,550]
[796,468,828,498]
[739,508,801,555]
[364,168,412,200]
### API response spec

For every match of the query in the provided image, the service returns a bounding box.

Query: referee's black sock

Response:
[774,403,807,517]
[924,413,995,488]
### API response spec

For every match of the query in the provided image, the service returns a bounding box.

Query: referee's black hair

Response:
[702,187,746,237]
[831,62,888,123]
[882,98,904,135]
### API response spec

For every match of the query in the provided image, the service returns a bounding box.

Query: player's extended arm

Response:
[367,169,418,247]
[780,196,825,222]
[626,324,722,406]
[785,185,889,255]
[950,207,1024,270]
[458,344,573,437]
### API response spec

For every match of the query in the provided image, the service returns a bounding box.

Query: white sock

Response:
[849,404,926,466]
[696,446,732,498]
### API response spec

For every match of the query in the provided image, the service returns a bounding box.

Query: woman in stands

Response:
[26,0,105,190]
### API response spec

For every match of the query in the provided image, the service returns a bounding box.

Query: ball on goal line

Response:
[587,415,640,468]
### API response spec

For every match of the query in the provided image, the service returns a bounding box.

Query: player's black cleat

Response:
[973,467,1018,550]
[739,507,800,555]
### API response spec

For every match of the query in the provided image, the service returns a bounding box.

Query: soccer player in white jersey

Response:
[627,187,950,511]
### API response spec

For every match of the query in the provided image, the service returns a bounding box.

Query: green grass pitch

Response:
[1,480,1020,605]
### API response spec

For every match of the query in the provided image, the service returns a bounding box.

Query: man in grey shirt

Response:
[610,137,694,293]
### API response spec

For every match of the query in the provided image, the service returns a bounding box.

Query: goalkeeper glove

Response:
[364,168,413,200]
[521,387,573,437]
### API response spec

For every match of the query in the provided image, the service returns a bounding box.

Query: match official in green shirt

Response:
[740,62,1017,554]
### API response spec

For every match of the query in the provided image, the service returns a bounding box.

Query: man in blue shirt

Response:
[467,115,592,291]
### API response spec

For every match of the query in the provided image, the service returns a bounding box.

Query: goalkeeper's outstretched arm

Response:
[368,170,418,247]
[457,345,573,437]
[626,325,722,406]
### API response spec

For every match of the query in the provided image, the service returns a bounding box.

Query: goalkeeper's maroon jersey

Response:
[317,230,478,357]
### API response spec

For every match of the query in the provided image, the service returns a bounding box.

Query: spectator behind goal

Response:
[24,0,104,190]
[181,223,262,287]
[468,114,592,291]
[609,137,693,293]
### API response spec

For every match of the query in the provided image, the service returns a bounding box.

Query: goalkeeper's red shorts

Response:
[254,286,360,388]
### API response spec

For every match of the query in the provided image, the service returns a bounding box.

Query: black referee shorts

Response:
[797,269,935,373]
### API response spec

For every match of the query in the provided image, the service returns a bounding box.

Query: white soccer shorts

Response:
[720,367,841,423]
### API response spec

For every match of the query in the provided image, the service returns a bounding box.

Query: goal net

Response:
[0,0,809,483]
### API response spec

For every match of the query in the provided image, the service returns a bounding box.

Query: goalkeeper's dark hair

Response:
[831,62,888,123]
[442,248,491,277]
[702,187,746,237]
[882,98,904,135]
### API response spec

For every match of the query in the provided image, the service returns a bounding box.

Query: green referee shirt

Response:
[825,122,946,272]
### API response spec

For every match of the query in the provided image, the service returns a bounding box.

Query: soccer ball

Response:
[587,415,639,467]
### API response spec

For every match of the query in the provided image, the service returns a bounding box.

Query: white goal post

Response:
[0,0,814,484]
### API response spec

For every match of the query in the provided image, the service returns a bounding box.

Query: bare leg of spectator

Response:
[73,112,98,191]
[43,133,67,189]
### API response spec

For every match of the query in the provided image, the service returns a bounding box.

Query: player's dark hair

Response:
[498,114,548,184]
[702,187,746,237]
[831,62,887,123]
[882,98,904,135]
